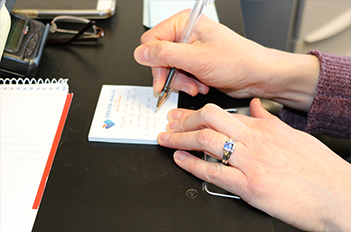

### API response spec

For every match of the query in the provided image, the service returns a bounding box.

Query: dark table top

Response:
[30,1,311,231]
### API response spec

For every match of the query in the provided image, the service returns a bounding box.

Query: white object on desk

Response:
[88,85,178,145]
[143,0,219,28]
[0,4,10,60]
[0,78,72,232]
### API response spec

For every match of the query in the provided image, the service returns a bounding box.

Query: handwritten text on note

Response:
[88,85,178,145]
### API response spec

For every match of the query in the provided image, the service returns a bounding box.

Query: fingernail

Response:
[158,132,171,142]
[174,151,188,161]
[181,86,194,96]
[168,120,178,130]
[198,86,205,94]
[169,109,182,120]
[135,45,149,63]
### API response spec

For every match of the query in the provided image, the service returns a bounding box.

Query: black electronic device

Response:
[0,13,49,77]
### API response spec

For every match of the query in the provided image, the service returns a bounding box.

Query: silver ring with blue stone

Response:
[222,138,236,165]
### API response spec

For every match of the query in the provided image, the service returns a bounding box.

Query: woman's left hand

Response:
[157,98,351,232]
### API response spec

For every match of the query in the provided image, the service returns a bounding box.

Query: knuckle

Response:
[201,103,219,115]
[199,104,221,123]
[248,175,267,197]
[188,158,199,174]
[140,33,148,44]
[196,129,220,148]
[155,41,173,66]
[177,119,186,132]
[205,163,222,181]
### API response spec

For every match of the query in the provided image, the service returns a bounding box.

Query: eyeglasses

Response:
[47,16,104,44]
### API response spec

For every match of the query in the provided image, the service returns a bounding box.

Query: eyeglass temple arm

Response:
[74,26,104,42]
[65,21,95,43]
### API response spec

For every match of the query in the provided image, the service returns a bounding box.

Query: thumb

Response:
[250,98,275,119]
[134,41,196,69]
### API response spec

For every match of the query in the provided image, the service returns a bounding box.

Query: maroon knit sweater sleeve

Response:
[280,50,351,139]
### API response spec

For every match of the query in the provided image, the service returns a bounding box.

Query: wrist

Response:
[257,48,320,112]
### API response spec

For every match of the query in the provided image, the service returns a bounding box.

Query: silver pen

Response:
[156,0,215,112]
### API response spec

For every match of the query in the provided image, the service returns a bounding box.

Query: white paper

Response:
[143,0,219,28]
[88,85,178,145]
[0,5,11,60]
[0,80,69,232]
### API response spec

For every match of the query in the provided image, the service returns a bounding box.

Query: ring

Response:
[222,138,236,165]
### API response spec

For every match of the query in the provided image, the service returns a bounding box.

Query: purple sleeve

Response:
[280,50,351,139]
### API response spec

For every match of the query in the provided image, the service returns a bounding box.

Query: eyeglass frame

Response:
[48,15,104,43]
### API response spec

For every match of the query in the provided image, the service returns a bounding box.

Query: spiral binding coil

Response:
[0,78,68,85]
[0,78,69,91]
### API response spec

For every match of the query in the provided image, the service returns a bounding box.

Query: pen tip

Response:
[156,91,168,112]
[155,94,162,113]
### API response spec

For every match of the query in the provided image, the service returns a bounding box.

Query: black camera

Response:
[0,13,49,77]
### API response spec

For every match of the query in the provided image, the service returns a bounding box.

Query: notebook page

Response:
[0,79,69,232]
[88,85,178,144]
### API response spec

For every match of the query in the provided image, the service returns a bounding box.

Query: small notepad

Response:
[88,85,178,145]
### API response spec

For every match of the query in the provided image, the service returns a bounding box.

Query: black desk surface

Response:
[31,1,305,231]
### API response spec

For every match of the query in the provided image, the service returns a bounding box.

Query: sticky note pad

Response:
[88,85,179,145]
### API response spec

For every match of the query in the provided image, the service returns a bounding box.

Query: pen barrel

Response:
[180,0,205,43]
[162,67,178,93]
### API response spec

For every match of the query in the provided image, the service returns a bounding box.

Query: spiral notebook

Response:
[0,78,73,232]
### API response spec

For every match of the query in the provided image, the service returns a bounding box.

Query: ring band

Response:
[222,138,236,165]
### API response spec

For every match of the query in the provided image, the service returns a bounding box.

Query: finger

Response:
[168,107,248,124]
[158,128,226,159]
[167,103,248,141]
[135,10,203,68]
[173,150,247,197]
[167,108,195,122]
[158,128,244,167]
[134,41,204,72]
[250,98,276,119]
[152,67,210,96]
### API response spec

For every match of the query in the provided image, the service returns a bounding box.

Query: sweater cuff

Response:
[281,50,351,138]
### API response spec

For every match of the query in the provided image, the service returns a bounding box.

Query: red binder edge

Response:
[32,93,73,209]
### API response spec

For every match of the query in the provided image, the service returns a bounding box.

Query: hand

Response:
[157,98,351,232]
[134,10,320,112]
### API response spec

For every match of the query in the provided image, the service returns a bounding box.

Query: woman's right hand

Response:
[134,10,320,111]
